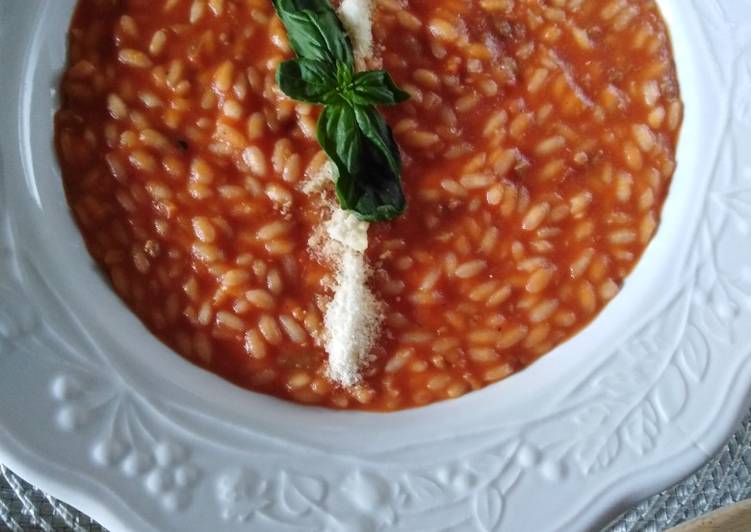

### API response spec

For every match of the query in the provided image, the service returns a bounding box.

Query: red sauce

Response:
[56,0,681,410]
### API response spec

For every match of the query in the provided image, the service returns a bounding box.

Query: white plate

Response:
[1,1,750,530]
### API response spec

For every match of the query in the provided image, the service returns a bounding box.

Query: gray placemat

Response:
[3,411,751,531]
[605,410,751,531]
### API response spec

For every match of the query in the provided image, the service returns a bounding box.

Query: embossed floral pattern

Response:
[49,376,201,512]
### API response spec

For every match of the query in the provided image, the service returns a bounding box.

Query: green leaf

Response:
[350,134,407,221]
[318,104,406,222]
[272,0,409,221]
[276,59,340,104]
[272,0,353,68]
[350,71,411,106]
[317,104,361,182]
[353,105,401,176]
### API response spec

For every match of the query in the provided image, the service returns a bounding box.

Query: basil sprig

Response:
[272,0,410,221]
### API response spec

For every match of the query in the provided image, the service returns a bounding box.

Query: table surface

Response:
[2,410,751,532]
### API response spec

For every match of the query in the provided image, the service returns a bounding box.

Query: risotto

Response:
[56,0,682,410]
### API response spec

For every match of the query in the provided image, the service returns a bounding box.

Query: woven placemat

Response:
[3,411,751,531]
[605,409,751,531]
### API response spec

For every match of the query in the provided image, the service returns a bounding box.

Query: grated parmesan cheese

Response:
[326,209,369,253]
[324,246,383,387]
[303,192,384,387]
[301,161,335,195]
[306,3,384,387]
[315,209,382,387]
[337,0,374,61]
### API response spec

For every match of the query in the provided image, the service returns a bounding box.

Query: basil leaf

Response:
[353,106,406,220]
[272,0,353,68]
[319,104,406,221]
[276,59,340,104]
[350,71,411,106]
[317,104,361,178]
[273,0,409,221]
[350,136,407,221]
[353,105,401,176]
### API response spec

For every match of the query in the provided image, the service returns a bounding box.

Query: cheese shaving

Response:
[337,0,374,61]
[303,181,384,387]
[324,246,383,387]
[301,161,335,195]
[306,3,384,387]
[326,209,369,253]
[316,209,382,387]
